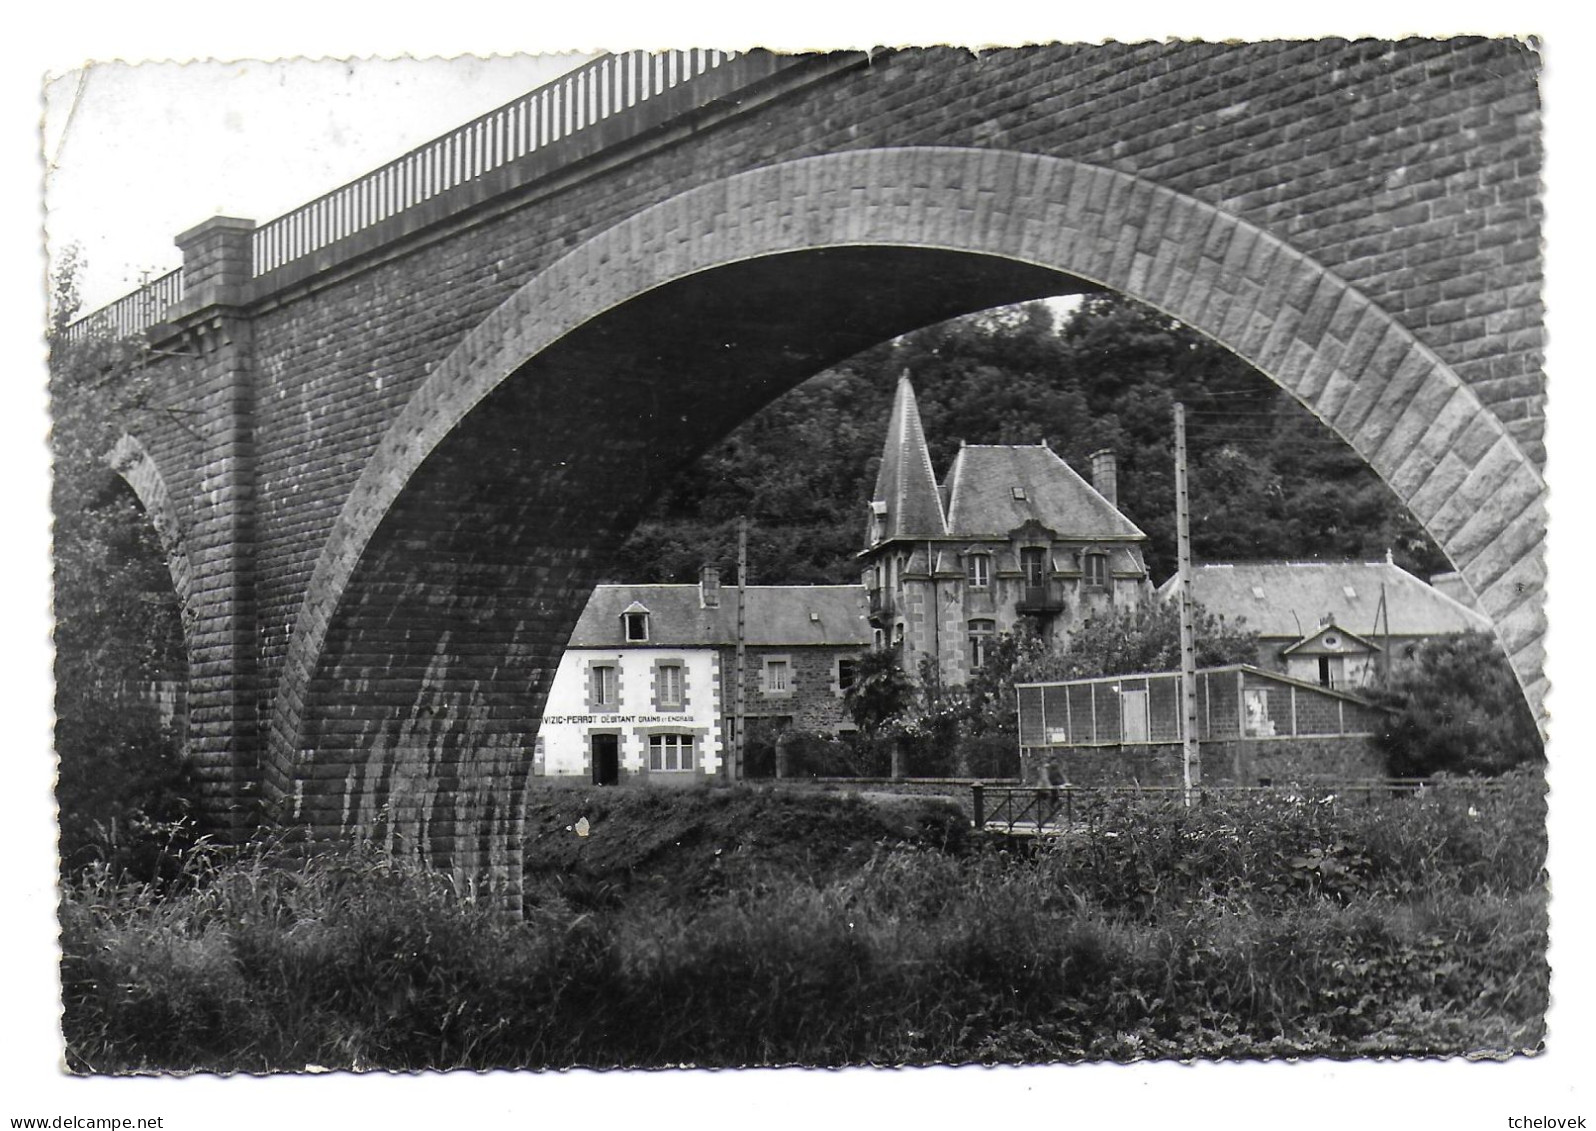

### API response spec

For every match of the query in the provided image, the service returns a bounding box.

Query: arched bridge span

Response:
[79,43,1542,907]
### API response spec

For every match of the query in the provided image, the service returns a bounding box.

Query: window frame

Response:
[1083,551,1109,590]
[835,655,859,697]
[655,660,686,711]
[647,732,696,773]
[1020,546,1048,589]
[762,655,794,697]
[967,619,996,671]
[966,552,991,590]
[588,662,619,712]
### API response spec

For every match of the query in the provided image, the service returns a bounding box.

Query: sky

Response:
[9,4,1596,1129]
[44,54,593,314]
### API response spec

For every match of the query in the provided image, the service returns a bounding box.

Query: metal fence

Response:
[1016,665,1382,749]
[1016,671,1187,747]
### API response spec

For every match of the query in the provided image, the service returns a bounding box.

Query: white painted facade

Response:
[534,645,724,782]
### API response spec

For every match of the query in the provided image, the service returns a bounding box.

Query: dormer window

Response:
[1011,486,1027,500]
[1020,546,1048,589]
[966,552,991,589]
[1083,552,1109,589]
[621,604,650,642]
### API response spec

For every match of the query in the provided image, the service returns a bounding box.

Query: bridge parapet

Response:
[64,266,183,343]
[62,49,801,344]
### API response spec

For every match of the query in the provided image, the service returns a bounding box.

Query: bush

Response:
[62,783,1547,1071]
[1369,633,1544,777]
[954,732,1021,779]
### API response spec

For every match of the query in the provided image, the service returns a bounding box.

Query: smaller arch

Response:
[106,433,198,639]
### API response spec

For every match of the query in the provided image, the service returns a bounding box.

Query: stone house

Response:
[1015,664,1391,787]
[861,373,1151,688]
[532,570,869,785]
[1157,559,1493,691]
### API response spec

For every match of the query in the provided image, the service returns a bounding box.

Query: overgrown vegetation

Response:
[62,777,1546,1072]
[51,253,198,880]
[1369,632,1545,777]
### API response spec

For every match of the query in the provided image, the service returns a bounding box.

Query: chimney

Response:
[700,564,721,609]
[1089,449,1118,507]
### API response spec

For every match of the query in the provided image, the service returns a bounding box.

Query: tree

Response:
[961,626,1064,736]
[1058,599,1260,681]
[1367,632,1543,777]
[50,261,197,878]
[960,601,1259,739]
[842,647,916,738]
[616,292,1449,588]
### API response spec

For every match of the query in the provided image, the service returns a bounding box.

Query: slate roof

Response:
[926,544,1146,578]
[1157,560,1493,639]
[567,585,872,648]
[870,373,947,542]
[942,444,1145,541]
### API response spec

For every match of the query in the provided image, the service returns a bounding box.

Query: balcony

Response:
[1015,582,1065,615]
[867,587,896,620]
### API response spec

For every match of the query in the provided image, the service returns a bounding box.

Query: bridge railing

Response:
[61,267,183,345]
[62,49,743,344]
[252,49,738,275]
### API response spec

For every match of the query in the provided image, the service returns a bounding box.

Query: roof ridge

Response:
[596,582,867,591]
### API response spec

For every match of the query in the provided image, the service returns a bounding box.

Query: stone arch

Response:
[107,433,199,644]
[270,144,1546,783]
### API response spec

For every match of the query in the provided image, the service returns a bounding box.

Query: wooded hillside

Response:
[612,294,1448,587]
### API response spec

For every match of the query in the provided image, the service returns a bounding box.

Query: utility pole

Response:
[1376,580,1390,686]
[1174,404,1201,802]
[733,515,748,783]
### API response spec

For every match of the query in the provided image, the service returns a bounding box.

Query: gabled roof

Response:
[1157,560,1493,639]
[1281,622,1383,655]
[567,585,872,648]
[869,373,947,544]
[942,444,1145,541]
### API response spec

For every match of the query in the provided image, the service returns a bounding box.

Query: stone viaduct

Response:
[68,42,1544,908]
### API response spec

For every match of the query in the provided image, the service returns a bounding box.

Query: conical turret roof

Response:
[868,372,947,546]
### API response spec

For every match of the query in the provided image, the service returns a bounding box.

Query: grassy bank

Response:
[60,774,1547,1071]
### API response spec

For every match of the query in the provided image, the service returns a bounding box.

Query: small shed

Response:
[1015,665,1391,787]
